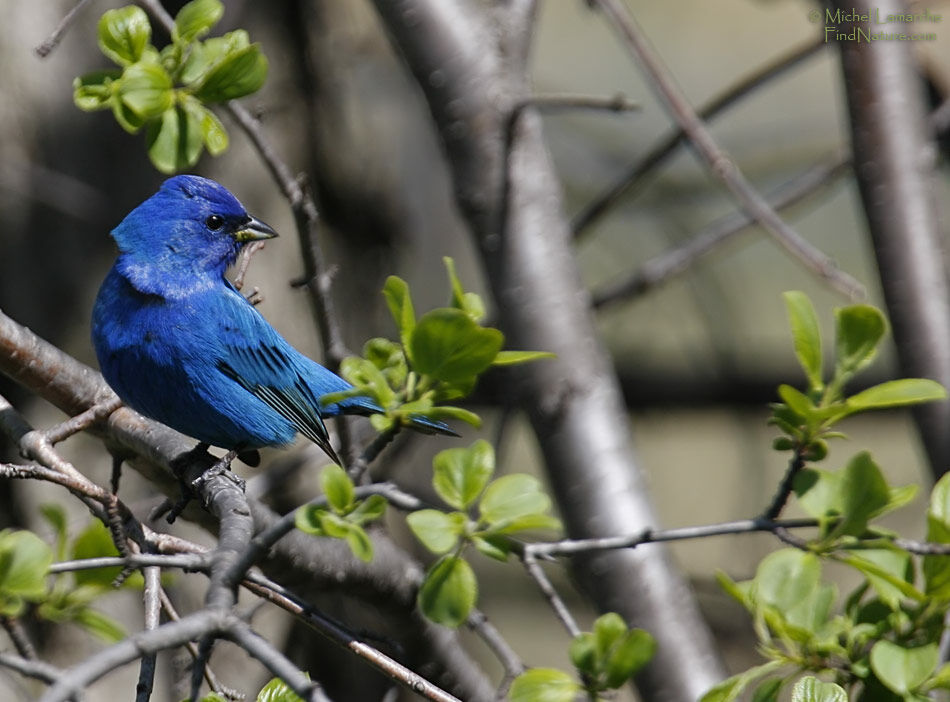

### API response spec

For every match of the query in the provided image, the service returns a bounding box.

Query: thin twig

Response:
[466,609,524,699]
[517,92,639,113]
[572,36,824,236]
[520,551,582,638]
[240,572,463,702]
[591,0,864,300]
[0,616,37,661]
[0,652,64,685]
[232,241,268,291]
[135,566,161,702]
[45,396,123,445]
[591,154,851,308]
[34,0,94,57]
[159,589,240,700]
[762,448,807,520]
[524,516,816,559]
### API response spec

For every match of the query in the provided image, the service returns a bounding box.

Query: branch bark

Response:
[369,1,726,699]
[831,0,950,478]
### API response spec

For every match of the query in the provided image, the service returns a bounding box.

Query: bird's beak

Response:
[234,216,278,243]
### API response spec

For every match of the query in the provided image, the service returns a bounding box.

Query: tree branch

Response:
[831,0,950,479]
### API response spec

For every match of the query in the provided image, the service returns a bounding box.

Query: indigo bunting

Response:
[92,175,453,467]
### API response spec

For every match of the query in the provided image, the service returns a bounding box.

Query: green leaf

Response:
[75,607,125,643]
[491,350,556,366]
[73,70,121,111]
[869,641,938,696]
[509,669,580,702]
[422,405,482,428]
[40,504,69,563]
[71,521,123,589]
[847,378,946,411]
[0,531,52,614]
[295,505,324,535]
[406,510,466,554]
[700,662,785,702]
[603,628,655,688]
[409,308,504,384]
[337,357,396,408]
[569,632,597,676]
[790,676,847,702]
[348,495,387,526]
[257,676,305,702]
[793,468,841,520]
[751,678,784,702]
[98,6,151,66]
[343,524,373,562]
[777,384,815,421]
[432,440,495,510]
[837,549,922,608]
[784,291,823,391]
[382,276,416,350]
[479,474,552,528]
[484,512,561,535]
[174,0,224,44]
[118,61,173,120]
[417,555,477,627]
[146,104,203,173]
[834,304,887,377]
[924,475,950,598]
[193,43,268,102]
[752,549,821,612]
[443,257,485,322]
[830,451,891,538]
[320,464,354,513]
[472,535,510,562]
[181,97,228,156]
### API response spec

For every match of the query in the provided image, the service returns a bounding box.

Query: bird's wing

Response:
[211,286,343,463]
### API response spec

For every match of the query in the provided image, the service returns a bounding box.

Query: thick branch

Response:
[369,1,727,699]
[831,0,950,478]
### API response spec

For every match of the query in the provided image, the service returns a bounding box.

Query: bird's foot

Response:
[155,446,245,524]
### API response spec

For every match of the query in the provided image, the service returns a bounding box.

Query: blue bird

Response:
[92,175,454,468]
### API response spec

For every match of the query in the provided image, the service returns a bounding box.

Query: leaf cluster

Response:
[407,440,561,627]
[74,0,268,172]
[705,293,950,702]
[0,506,139,644]
[509,613,655,701]
[324,258,553,434]
[294,465,386,562]
[771,292,944,461]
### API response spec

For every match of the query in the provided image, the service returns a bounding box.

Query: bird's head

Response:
[111,175,277,295]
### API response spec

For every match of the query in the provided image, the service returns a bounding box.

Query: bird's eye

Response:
[205,215,225,231]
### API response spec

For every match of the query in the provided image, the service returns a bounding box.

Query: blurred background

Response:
[1,0,949,699]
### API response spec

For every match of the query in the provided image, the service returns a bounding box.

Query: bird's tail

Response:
[405,413,459,437]
[336,396,459,437]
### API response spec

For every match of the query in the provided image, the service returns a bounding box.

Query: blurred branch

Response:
[831,0,950,479]
[592,154,851,309]
[33,0,94,57]
[591,0,864,300]
[518,92,640,112]
[0,653,63,686]
[572,36,825,237]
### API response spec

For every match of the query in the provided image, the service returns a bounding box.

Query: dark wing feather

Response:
[217,340,342,465]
